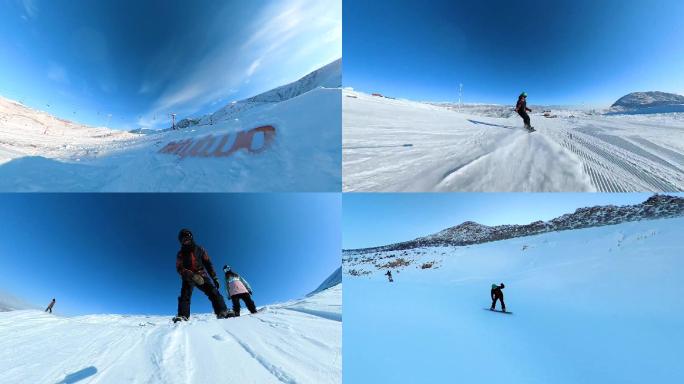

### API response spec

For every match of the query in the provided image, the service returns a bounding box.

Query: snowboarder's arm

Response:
[526,107,532,112]
[199,247,218,278]
[176,253,193,279]
[240,276,253,293]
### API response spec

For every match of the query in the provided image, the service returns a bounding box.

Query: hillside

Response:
[0,60,342,192]
[344,194,684,256]
[344,217,684,383]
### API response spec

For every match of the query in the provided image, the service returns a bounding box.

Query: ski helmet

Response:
[178,228,193,243]
[520,92,527,98]
[491,284,497,289]
[223,264,232,274]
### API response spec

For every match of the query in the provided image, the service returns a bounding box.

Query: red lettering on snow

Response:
[158,126,276,159]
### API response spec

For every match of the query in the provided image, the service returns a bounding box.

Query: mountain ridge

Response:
[344,194,684,254]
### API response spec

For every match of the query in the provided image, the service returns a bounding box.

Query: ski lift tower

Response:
[458,83,463,112]
[171,113,177,130]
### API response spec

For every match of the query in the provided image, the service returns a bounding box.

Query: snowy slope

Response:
[343,218,684,383]
[0,285,341,384]
[343,90,684,192]
[0,291,36,312]
[0,60,341,192]
[309,267,342,296]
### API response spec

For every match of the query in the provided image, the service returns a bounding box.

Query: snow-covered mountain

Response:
[0,279,341,383]
[343,194,684,256]
[0,60,342,191]
[609,91,684,114]
[344,217,684,383]
[0,291,35,312]
[178,59,342,128]
[309,267,342,296]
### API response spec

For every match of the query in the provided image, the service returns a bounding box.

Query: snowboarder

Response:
[223,265,257,316]
[45,298,55,313]
[515,92,534,132]
[490,283,506,312]
[175,229,231,321]
[385,270,393,282]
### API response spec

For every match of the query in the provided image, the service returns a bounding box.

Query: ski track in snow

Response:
[343,90,684,192]
[0,286,341,384]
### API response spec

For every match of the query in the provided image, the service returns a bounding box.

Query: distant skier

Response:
[223,265,257,316]
[385,270,393,282]
[515,92,534,132]
[45,298,55,313]
[174,229,231,321]
[490,283,506,312]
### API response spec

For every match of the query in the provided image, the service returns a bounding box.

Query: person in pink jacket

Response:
[223,265,258,316]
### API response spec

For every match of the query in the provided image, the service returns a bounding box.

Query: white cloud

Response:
[136,0,341,128]
[21,0,38,19]
[246,58,261,77]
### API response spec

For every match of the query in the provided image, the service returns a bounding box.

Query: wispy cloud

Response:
[47,62,70,85]
[20,0,38,19]
[136,0,341,128]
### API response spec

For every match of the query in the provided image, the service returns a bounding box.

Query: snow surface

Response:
[343,218,684,383]
[343,90,684,192]
[0,60,341,192]
[0,284,341,384]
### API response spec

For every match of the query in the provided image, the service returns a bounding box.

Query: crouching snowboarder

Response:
[223,265,257,316]
[515,92,534,132]
[174,229,231,322]
[490,283,506,312]
[385,270,393,282]
[45,298,55,313]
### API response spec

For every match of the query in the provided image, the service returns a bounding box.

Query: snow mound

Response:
[344,218,684,383]
[0,285,341,383]
[609,91,684,114]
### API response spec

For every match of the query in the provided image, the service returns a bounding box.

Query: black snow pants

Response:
[491,293,506,311]
[231,293,257,316]
[178,278,228,318]
[518,111,531,128]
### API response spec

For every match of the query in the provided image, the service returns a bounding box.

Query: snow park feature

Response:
[343,195,684,383]
[0,59,341,192]
[0,272,342,384]
[157,126,276,159]
[342,89,684,192]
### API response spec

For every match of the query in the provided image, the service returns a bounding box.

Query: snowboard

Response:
[484,308,513,315]
[172,316,188,323]
[525,126,536,133]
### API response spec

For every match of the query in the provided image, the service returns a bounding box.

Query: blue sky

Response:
[0,193,340,316]
[343,193,684,249]
[344,0,684,106]
[0,0,340,129]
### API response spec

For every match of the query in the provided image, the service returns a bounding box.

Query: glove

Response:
[182,270,194,280]
[212,276,220,289]
[192,274,205,286]
[248,290,253,295]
